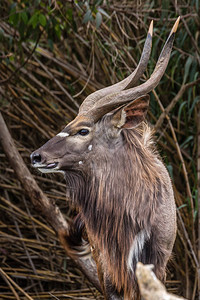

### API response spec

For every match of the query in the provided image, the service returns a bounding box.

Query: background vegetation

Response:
[0,0,199,299]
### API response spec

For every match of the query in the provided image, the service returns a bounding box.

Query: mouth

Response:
[33,162,59,173]
[45,162,58,169]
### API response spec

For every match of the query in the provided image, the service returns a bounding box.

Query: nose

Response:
[30,152,42,165]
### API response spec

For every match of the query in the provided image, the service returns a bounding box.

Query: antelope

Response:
[31,18,180,300]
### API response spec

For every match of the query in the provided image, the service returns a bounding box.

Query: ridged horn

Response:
[79,21,153,114]
[83,17,180,123]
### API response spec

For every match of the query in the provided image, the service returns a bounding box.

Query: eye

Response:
[77,129,90,136]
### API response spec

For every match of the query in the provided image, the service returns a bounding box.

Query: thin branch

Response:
[155,78,200,131]
[0,269,21,300]
[177,210,199,269]
[0,267,34,300]
[174,7,200,65]
[32,53,79,109]
[0,29,44,85]
[9,61,77,117]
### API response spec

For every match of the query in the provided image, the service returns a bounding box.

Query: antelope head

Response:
[31,18,180,174]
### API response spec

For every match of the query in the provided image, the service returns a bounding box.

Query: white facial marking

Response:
[79,161,83,165]
[57,132,69,137]
[127,230,149,272]
[88,144,92,151]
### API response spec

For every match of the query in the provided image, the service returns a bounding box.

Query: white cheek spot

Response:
[79,161,83,165]
[88,144,92,151]
[57,132,69,137]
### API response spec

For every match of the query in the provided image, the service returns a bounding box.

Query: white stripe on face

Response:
[57,132,69,137]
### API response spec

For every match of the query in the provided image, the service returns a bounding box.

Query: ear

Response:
[112,95,150,129]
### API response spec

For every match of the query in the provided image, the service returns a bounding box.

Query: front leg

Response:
[58,214,102,293]
[91,246,123,299]
[104,275,123,300]
[75,256,102,293]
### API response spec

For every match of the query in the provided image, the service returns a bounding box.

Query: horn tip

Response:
[148,20,153,36]
[171,16,180,34]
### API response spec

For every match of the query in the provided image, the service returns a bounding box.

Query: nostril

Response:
[31,153,42,164]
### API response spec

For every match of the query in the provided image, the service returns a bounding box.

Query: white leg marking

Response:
[127,230,149,272]
[57,132,69,137]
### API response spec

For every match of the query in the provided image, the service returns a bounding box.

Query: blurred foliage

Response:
[0,0,200,299]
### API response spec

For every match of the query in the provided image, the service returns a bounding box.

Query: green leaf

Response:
[177,204,187,210]
[183,56,193,84]
[48,39,54,51]
[29,13,39,29]
[9,55,14,62]
[66,8,73,21]
[95,12,102,28]
[9,12,19,27]
[178,100,186,122]
[189,96,200,119]
[0,27,4,38]
[196,0,199,11]
[180,136,193,149]
[98,7,110,18]
[166,164,173,180]
[94,0,103,6]
[19,20,26,39]
[83,9,92,24]
[10,3,17,11]
[39,14,46,27]
[21,12,28,24]
[55,24,61,39]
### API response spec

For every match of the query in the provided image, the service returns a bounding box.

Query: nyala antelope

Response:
[31,18,180,300]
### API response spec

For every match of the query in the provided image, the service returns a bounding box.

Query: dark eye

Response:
[77,129,89,136]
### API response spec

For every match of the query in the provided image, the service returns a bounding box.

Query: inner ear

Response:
[112,95,150,129]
